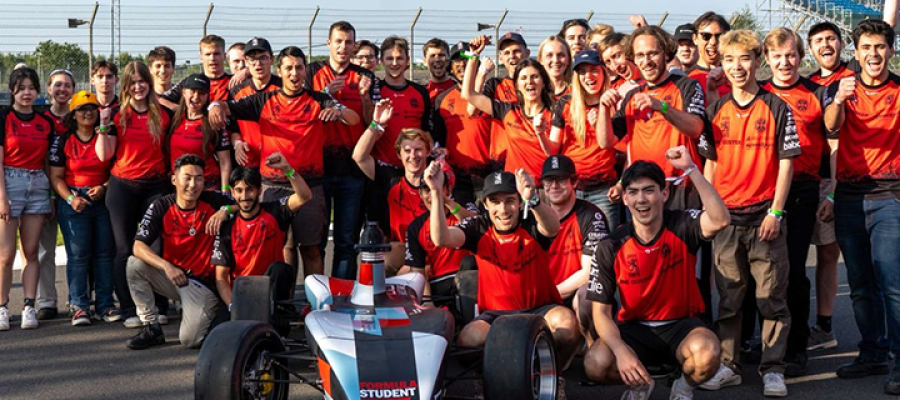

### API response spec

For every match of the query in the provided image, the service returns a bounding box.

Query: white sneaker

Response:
[762,372,787,397]
[158,314,169,325]
[698,365,741,390]
[0,306,9,331]
[621,380,655,400]
[21,306,39,329]
[123,316,143,329]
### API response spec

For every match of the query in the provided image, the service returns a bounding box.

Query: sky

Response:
[0,0,751,65]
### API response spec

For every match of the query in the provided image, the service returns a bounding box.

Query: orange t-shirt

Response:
[760,77,830,181]
[373,80,432,167]
[687,65,732,105]
[110,107,171,180]
[491,101,552,179]
[552,97,618,186]
[433,86,492,178]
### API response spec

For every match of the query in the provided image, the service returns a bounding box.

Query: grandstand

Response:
[758,0,885,42]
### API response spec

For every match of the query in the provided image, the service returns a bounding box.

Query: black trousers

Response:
[106,176,169,317]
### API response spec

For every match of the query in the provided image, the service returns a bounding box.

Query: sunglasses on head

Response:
[564,18,589,28]
[698,32,722,41]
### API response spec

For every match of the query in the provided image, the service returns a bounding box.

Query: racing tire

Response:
[482,314,557,400]
[455,270,478,325]
[232,276,273,323]
[195,321,289,400]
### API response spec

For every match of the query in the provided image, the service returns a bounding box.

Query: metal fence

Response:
[0,2,705,103]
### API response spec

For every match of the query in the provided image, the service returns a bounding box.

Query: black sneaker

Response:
[837,358,890,379]
[885,369,900,395]
[126,323,165,350]
[37,307,58,320]
[785,353,808,377]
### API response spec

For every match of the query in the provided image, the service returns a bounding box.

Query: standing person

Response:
[372,36,432,167]
[353,99,434,272]
[582,150,730,400]
[687,12,732,105]
[432,42,493,209]
[423,38,455,100]
[804,20,850,353]
[167,74,232,192]
[549,50,620,225]
[227,42,246,75]
[541,154,609,339]
[760,27,831,377]
[230,37,281,169]
[147,46,176,97]
[483,32,531,172]
[537,36,573,101]
[48,91,120,326]
[402,160,475,300]
[91,60,119,110]
[306,21,375,279]
[462,36,555,179]
[36,68,76,320]
[674,24,700,71]
[95,61,173,329]
[160,35,232,109]
[212,158,311,313]
[353,40,380,73]
[560,18,590,55]
[124,154,233,350]
[823,19,900,394]
[0,67,55,331]
[209,46,360,279]
[697,30,799,398]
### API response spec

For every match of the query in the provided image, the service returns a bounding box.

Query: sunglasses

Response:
[563,18,589,28]
[698,32,723,41]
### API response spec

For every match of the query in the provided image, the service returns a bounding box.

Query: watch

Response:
[526,194,541,207]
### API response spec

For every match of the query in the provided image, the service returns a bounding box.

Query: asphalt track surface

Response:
[0,247,894,400]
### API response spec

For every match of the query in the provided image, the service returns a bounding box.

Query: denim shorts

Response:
[4,167,52,218]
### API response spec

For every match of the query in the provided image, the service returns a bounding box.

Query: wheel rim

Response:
[530,332,556,400]
[240,340,285,400]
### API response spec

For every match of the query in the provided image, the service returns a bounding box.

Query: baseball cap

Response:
[572,50,603,70]
[450,41,468,60]
[244,37,273,55]
[541,155,576,179]
[483,171,518,198]
[498,32,527,49]
[69,90,100,112]
[674,24,695,42]
[182,74,211,93]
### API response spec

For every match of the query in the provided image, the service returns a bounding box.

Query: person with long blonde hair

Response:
[96,60,173,329]
[549,50,620,226]
[537,36,573,100]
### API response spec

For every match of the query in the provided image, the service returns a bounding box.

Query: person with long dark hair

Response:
[0,67,56,330]
[49,91,120,326]
[96,61,172,329]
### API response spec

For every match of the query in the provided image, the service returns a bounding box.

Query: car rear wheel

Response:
[195,321,289,400]
[482,314,557,400]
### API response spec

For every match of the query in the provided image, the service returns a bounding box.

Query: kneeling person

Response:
[126,154,235,350]
[212,154,312,310]
[583,148,731,399]
[428,165,581,368]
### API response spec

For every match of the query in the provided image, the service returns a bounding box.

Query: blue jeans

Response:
[319,174,365,280]
[57,189,116,313]
[835,197,900,365]
[577,186,621,230]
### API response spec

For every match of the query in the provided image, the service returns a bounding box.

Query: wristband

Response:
[97,125,109,133]
[222,184,232,192]
[284,168,296,179]
[369,121,385,132]
[660,100,669,115]
[767,208,785,221]
[461,51,478,60]
[826,193,835,204]
[478,66,489,74]
[450,203,461,215]
[207,101,221,111]
[66,194,75,205]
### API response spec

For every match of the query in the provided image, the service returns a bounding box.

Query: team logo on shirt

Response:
[755,118,767,133]
[410,98,420,108]
[35,124,45,132]
[887,94,895,106]
[718,118,730,138]
[626,256,639,277]
[796,99,808,112]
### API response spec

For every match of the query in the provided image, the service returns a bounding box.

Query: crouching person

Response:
[583,147,730,399]
[212,154,312,317]
[125,154,235,349]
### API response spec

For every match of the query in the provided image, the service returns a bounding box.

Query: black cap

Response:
[674,24,695,42]
[244,37,273,55]
[450,41,467,60]
[572,50,602,69]
[483,171,518,198]
[183,74,210,92]
[498,32,527,49]
[542,155,576,179]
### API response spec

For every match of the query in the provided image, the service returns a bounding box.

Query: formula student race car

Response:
[194,222,559,400]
